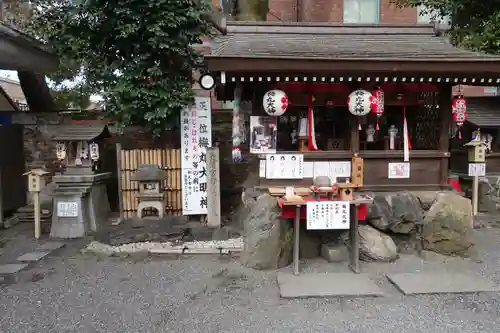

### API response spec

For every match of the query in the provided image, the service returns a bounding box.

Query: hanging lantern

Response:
[452,95,467,139]
[263,89,288,116]
[347,89,373,130]
[89,142,100,161]
[56,142,66,161]
[371,87,384,130]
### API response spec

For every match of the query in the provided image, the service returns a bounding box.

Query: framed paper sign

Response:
[388,162,410,179]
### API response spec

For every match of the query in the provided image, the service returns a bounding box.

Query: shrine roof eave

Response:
[204,55,500,79]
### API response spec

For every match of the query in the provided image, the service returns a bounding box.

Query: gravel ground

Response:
[1,226,500,333]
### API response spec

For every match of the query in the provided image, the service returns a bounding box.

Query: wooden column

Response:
[439,85,453,188]
[350,115,360,153]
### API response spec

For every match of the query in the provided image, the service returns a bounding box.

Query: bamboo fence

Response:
[117,144,182,218]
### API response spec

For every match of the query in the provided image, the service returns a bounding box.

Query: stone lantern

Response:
[132,164,168,219]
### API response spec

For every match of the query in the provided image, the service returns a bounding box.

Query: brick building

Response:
[216,0,498,97]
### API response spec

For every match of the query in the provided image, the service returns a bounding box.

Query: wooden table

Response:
[280,195,373,275]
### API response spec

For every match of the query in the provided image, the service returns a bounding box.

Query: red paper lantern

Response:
[452,95,467,139]
[371,87,384,130]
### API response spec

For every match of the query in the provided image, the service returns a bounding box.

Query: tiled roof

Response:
[210,22,499,60]
[51,124,110,141]
[466,97,500,128]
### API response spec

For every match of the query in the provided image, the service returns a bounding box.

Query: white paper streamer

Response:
[403,115,409,162]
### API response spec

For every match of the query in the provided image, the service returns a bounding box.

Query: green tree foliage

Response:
[1,0,91,110]
[396,0,500,54]
[28,0,213,135]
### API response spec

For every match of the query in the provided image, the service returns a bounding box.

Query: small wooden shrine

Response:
[52,124,110,174]
[203,22,500,192]
[449,97,500,176]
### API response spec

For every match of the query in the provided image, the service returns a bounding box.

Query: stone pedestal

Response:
[50,172,111,239]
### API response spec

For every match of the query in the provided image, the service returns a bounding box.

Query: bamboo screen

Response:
[118,147,182,218]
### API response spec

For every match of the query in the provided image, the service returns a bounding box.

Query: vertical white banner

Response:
[181,97,212,215]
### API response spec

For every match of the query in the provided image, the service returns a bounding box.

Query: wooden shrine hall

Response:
[203,21,500,191]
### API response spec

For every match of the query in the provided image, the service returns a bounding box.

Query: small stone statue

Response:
[389,125,398,150]
[291,128,297,144]
[366,124,375,142]
[481,133,493,152]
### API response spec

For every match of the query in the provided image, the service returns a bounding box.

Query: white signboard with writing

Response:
[306,201,350,230]
[328,161,351,179]
[312,161,351,182]
[57,201,78,217]
[265,154,304,179]
[259,160,266,178]
[388,162,410,179]
[468,163,486,177]
[181,97,212,215]
[303,161,314,178]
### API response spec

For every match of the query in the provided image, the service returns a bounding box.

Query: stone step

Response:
[17,251,51,263]
[36,241,65,252]
[0,263,30,284]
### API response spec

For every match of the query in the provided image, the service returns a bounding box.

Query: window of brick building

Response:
[417,5,450,24]
[343,0,380,24]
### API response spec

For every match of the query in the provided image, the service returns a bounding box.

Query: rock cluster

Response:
[240,190,476,270]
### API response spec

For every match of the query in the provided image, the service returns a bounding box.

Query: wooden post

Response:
[116,143,124,223]
[472,175,479,216]
[33,191,40,239]
[439,85,453,188]
[0,167,4,228]
[293,205,300,276]
[350,115,360,153]
[206,147,221,228]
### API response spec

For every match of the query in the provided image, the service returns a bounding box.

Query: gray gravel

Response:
[1,227,500,333]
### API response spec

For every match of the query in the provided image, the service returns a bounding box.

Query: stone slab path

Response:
[0,241,65,284]
[17,251,51,263]
[386,272,500,295]
[277,272,385,298]
[0,263,29,283]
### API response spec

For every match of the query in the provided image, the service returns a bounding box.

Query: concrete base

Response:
[277,272,384,298]
[50,172,111,239]
[387,272,500,295]
[0,263,29,284]
[17,251,51,263]
[36,242,66,252]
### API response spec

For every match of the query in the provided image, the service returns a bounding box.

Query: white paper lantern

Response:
[347,89,373,116]
[263,89,288,116]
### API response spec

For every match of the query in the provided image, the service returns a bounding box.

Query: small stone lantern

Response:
[132,164,168,219]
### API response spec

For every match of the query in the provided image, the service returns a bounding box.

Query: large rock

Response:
[366,192,424,234]
[478,178,499,213]
[388,192,424,234]
[299,228,321,259]
[240,193,292,270]
[412,191,439,210]
[342,225,398,262]
[365,194,394,231]
[422,192,475,257]
[321,243,348,262]
[358,225,398,262]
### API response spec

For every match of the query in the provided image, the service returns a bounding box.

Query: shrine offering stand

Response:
[279,195,372,275]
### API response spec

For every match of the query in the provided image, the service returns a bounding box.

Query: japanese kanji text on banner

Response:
[181,97,212,215]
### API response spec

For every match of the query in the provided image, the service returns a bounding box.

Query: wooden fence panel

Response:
[118,145,182,219]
